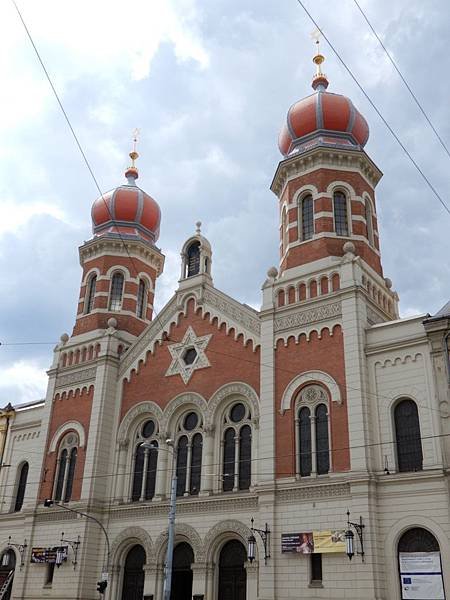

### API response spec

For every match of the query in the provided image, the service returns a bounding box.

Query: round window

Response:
[67,435,75,445]
[142,420,155,438]
[183,347,198,365]
[184,412,198,431]
[230,403,246,423]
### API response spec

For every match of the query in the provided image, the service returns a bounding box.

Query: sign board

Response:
[399,552,445,600]
[281,530,346,554]
[31,546,68,564]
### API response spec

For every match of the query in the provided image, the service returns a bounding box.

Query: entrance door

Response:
[170,542,194,600]
[121,545,146,600]
[218,540,246,600]
[0,550,16,600]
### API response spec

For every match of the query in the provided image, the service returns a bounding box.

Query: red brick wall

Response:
[121,301,260,417]
[39,386,94,501]
[275,325,350,478]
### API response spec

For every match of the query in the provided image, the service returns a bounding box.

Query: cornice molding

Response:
[271,147,383,197]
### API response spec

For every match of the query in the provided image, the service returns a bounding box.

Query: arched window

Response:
[53,433,78,502]
[136,279,147,319]
[394,399,423,472]
[296,386,330,477]
[85,274,97,314]
[175,412,203,497]
[222,402,252,492]
[300,194,314,241]
[187,242,201,277]
[121,545,146,600]
[131,419,158,502]
[109,272,124,311]
[333,191,349,236]
[14,462,29,512]
[365,198,374,246]
[398,528,443,599]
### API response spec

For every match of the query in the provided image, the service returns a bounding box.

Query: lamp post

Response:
[345,510,365,561]
[141,439,177,600]
[44,499,111,592]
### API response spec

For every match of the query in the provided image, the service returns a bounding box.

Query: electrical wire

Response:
[0,425,448,493]
[10,0,174,342]
[294,0,450,217]
[352,0,450,162]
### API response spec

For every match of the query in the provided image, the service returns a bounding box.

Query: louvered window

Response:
[85,275,97,314]
[333,191,348,236]
[109,272,124,311]
[301,195,314,240]
[136,279,146,319]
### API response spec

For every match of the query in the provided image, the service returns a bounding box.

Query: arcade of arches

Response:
[119,538,250,600]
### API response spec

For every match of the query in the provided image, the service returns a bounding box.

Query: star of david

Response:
[165,326,212,384]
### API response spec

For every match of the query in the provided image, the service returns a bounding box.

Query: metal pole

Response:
[162,442,177,600]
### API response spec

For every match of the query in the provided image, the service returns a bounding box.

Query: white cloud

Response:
[0,360,48,404]
[0,200,65,237]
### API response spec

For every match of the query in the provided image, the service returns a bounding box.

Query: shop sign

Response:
[31,546,68,564]
[281,530,346,554]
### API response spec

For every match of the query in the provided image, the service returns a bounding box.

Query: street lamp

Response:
[44,499,111,593]
[141,439,177,600]
[345,510,365,562]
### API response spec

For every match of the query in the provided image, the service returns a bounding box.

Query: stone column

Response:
[245,561,258,600]
[155,437,169,500]
[200,427,214,495]
[143,562,158,599]
[115,440,129,503]
[191,562,208,599]
[108,564,121,600]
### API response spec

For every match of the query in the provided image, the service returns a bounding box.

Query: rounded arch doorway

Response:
[398,528,444,600]
[218,540,247,600]
[121,544,146,600]
[0,549,16,600]
[170,542,194,600]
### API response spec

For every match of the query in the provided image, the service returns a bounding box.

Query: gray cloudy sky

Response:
[1,0,449,404]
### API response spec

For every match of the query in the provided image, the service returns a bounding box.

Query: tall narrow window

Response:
[365,198,374,246]
[109,272,124,311]
[14,462,29,512]
[299,407,312,476]
[85,275,97,314]
[394,399,423,472]
[54,449,67,502]
[333,191,348,236]
[176,436,188,497]
[187,242,201,277]
[190,433,202,495]
[223,428,235,492]
[175,412,203,496]
[222,403,253,492]
[315,404,329,475]
[131,419,159,502]
[136,279,146,319]
[238,425,252,490]
[131,445,145,502]
[310,553,323,585]
[301,195,314,240]
[64,447,77,502]
[53,433,79,502]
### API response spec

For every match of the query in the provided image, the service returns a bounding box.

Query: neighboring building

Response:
[0,50,449,600]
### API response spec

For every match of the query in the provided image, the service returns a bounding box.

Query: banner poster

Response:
[281,530,346,554]
[31,546,68,564]
[399,552,445,600]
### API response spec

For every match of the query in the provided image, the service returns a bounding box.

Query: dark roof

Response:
[423,299,450,323]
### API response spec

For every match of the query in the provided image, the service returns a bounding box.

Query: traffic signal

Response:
[96,580,107,594]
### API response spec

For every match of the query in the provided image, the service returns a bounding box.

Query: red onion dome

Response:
[278,52,369,157]
[91,160,161,244]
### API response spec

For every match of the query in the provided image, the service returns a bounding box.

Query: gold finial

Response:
[129,128,140,167]
[310,28,328,90]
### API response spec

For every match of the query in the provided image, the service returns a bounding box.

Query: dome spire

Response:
[311,30,329,91]
[125,128,140,184]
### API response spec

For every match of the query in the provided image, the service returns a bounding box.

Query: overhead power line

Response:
[295,0,450,217]
[353,0,450,162]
